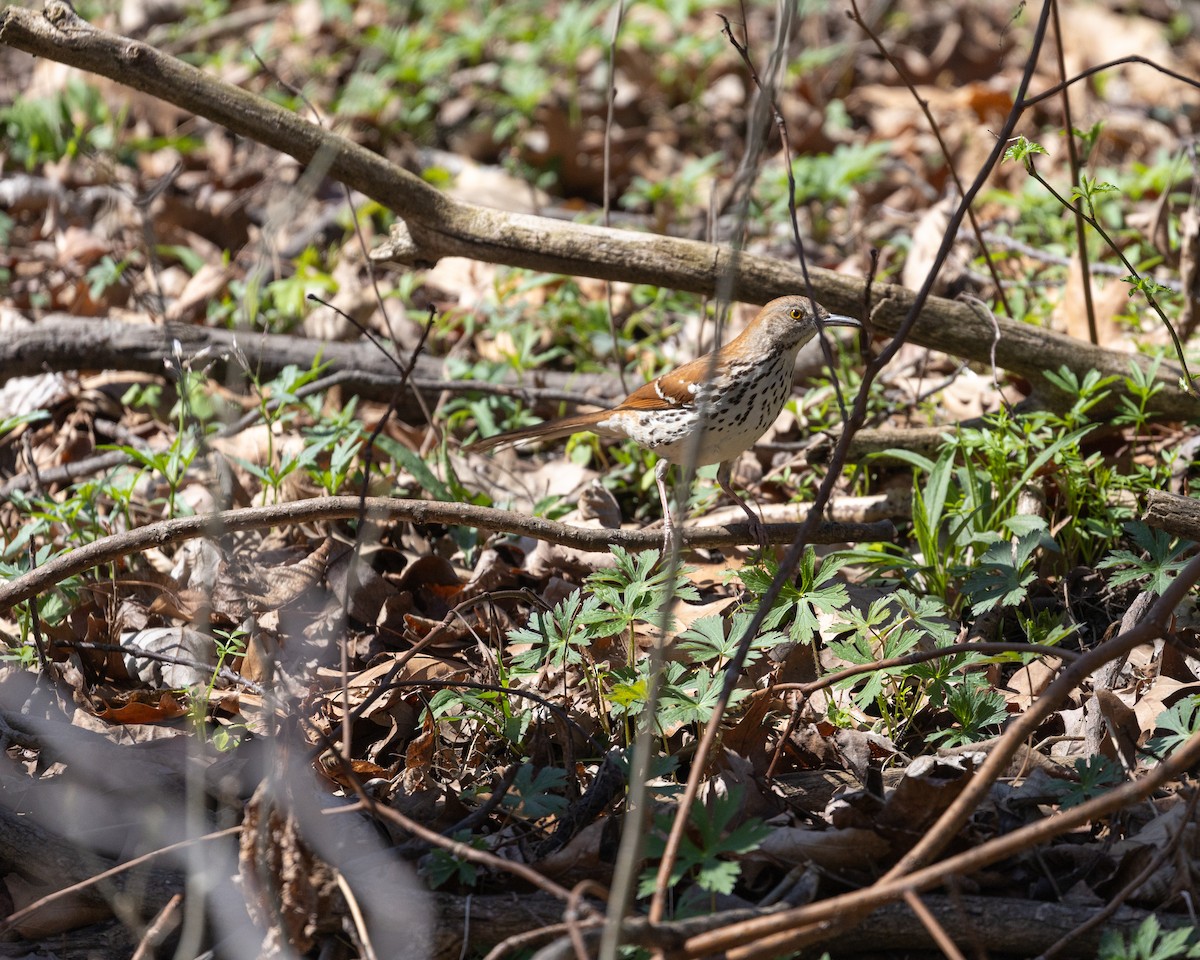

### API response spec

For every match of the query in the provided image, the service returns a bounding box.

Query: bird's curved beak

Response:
[820,314,860,329]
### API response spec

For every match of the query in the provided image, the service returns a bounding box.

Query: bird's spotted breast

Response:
[664,352,795,464]
[589,344,801,466]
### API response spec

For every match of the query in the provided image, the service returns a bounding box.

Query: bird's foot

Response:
[717,462,771,555]
[745,512,770,554]
[655,459,684,560]
[660,514,681,558]
[718,473,770,554]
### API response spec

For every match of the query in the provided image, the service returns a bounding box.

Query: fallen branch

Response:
[522,893,1190,960]
[0,496,893,614]
[0,314,620,427]
[0,2,1196,418]
[1143,489,1200,541]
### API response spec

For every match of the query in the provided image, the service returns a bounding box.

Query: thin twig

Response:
[602,0,630,396]
[335,870,381,960]
[47,639,264,693]
[684,628,1200,959]
[0,827,240,934]
[902,889,967,960]
[650,0,1054,923]
[647,7,847,926]
[761,640,1079,699]
[663,1,1057,950]
[130,893,184,960]
[1049,0,1098,344]
[846,0,1013,319]
[1023,158,1197,394]
[330,792,582,906]
[1021,53,1200,108]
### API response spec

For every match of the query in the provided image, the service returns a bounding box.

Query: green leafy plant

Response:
[442,358,558,446]
[581,547,700,654]
[1096,523,1189,597]
[1054,756,1125,810]
[431,547,699,745]
[303,432,365,497]
[675,611,784,672]
[826,593,923,710]
[505,590,610,728]
[428,684,535,747]
[204,627,249,751]
[739,552,1004,748]
[503,765,568,818]
[835,446,963,605]
[1018,608,1079,648]
[738,547,850,648]
[0,411,50,438]
[639,786,769,898]
[608,656,737,736]
[0,75,126,168]
[225,358,346,504]
[110,437,201,517]
[1145,696,1200,763]
[427,543,790,753]
[508,591,601,672]
[424,830,490,889]
[85,255,130,301]
[845,361,1174,609]
[622,152,723,231]
[656,661,729,729]
[758,141,892,240]
[961,527,1057,615]
[825,589,964,745]
[924,680,1007,748]
[1098,915,1200,960]
[338,21,459,138]
[1113,354,1167,427]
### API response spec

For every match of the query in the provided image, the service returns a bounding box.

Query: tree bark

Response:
[1,2,1196,419]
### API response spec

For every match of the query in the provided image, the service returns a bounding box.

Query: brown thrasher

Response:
[469,296,859,546]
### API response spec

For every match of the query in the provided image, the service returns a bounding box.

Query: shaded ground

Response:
[2,1,1200,958]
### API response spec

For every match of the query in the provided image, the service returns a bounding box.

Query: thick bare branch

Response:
[1,2,1196,417]
[0,496,892,614]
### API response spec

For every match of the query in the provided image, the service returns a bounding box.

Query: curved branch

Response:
[0,496,893,613]
[1021,53,1200,107]
[0,3,1196,418]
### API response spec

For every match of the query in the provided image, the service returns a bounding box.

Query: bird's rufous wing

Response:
[614,353,730,410]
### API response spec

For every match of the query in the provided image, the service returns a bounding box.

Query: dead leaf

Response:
[93,690,188,724]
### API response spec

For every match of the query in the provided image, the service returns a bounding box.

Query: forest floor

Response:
[2,0,1200,958]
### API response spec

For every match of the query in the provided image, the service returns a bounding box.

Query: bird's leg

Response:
[717,461,768,551]
[655,459,680,555]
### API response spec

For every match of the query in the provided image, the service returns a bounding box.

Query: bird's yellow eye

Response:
[789,308,802,319]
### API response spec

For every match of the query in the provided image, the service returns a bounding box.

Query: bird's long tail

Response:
[465,410,612,453]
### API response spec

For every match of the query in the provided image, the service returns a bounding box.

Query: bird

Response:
[468,296,860,549]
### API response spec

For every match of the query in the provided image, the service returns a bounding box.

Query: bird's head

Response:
[751,295,860,351]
